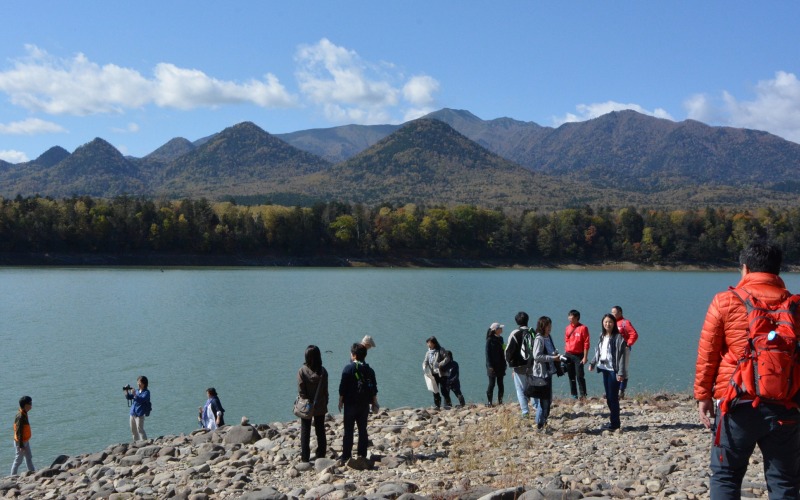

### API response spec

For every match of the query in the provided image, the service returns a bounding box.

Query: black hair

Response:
[206,387,217,397]
[602,313,620,336]
[305,345,323,372]
[351,342,367,362]
[514,311,529,327]
[486,328,494,339]
[568,309,581,320]
[535,316,552,335]
[739,240,782,275]
[138,375,148,389]
[611,305,622,315]
[426,336,440,349]
[19,396,32,408]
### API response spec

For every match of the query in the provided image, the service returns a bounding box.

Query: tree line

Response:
[1,195,798,265]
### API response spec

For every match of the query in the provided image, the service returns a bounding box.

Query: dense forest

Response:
[1,195,799,266]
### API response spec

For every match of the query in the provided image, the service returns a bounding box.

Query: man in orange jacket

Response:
[695,241,800,499]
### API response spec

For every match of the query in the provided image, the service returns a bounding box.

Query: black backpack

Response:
[354,361,377,403]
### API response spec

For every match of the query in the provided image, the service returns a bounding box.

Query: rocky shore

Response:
[0,394,772,499]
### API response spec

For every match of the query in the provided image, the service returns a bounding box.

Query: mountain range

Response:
[2,108,799,210]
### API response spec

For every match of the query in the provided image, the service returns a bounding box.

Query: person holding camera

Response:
[124,376,151,441]
[198,387,225,430]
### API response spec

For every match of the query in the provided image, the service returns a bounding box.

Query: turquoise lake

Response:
[3,267,798,470]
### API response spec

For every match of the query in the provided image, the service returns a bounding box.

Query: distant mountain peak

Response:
[34,146,70,167]
[145,137,195,162]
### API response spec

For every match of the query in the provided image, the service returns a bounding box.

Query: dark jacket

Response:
[339,361,378,407]
[505,327,533,372]
[485,334,507,375]
[298,365,329,417]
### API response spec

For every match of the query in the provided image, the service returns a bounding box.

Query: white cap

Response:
[489,322,504,331]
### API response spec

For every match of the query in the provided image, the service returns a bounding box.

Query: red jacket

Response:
[694,272,794,401]
[616,317,639,347]
[564,323,590,355]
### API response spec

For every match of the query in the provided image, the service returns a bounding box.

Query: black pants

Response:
[300,414,326,462]
[564,353,587,398]
[432,373,452,407]
[342,404,369,461]
[487,368,505,403]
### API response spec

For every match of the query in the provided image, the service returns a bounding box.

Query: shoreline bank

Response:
[0,252,754,272]
[0,393,773,499]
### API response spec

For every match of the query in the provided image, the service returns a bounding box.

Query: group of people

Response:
[485,307,637,431]
[11,240,800,498]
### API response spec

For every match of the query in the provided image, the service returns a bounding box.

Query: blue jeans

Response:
[512,371,532,416]
[601,369,621,428]
[533,379,553,427]
[341,404,369,461]
[11,441,34,475]
[711,403,800,499]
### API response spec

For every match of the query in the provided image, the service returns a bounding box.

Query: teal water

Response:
[2,267,797,471]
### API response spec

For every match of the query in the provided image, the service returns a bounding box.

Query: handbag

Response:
[293,373,323,419]
[524,374,549,399]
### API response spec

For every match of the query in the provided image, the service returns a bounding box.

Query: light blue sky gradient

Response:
[1,1,799,162]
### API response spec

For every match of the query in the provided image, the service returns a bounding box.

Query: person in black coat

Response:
[485,322,507,406]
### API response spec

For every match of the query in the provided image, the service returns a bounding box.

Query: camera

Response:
[123,384,133,391]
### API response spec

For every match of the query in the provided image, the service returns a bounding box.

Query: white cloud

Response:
[0,45,296,116]
[111,122,140,134]
[685,71,800,143]
[295,39,439,124]
[554,101,674,126]
[403,75,439,106]
[0,118,66,135]
[0,150,29,163]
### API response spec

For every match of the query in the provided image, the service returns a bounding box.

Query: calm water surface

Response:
[2,267,798,470]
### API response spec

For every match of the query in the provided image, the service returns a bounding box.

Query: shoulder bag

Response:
[294,373,323,419]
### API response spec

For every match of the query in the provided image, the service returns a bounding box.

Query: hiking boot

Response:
[498,396,503,405]
[600,423,620,432]
[457,395,466,407]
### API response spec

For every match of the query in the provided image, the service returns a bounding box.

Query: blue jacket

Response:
[127,389,151,417]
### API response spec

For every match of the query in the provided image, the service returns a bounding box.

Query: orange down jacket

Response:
[694,272,795,401]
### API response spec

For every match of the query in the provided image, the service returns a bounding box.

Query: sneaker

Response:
[600,423,620,431]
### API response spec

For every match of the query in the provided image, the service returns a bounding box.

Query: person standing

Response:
[612,305,638,399]
[10,396,34,475]
[589,314,628,431]
[338,343,379,468]
[298,345,329,463]
[505,312,534,418]
[564,310,590,400]
[485,322,507,406]
[532,317,561,431]
[444,350,467,407]
[199,387,225,430]
[695,241,800,498]
[423,337,453,408]
[125,376,150,441]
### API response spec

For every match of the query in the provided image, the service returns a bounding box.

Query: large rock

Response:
[224,425,261,445]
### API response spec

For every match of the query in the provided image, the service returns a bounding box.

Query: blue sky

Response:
[2,2,799,163]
